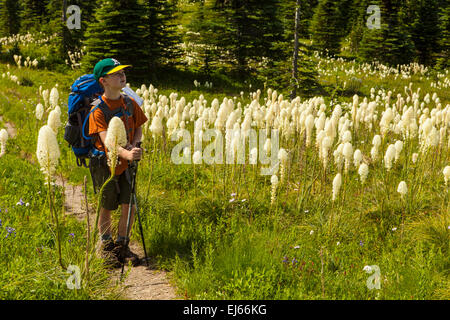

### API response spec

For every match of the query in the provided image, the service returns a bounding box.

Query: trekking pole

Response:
[121,142,149,277]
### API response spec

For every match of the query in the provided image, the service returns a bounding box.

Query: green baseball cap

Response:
[93,58,131,82]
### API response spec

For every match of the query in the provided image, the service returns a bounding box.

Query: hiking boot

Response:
[115,241,141,267]
[101,239,122,269]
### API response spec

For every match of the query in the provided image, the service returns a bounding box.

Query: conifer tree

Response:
[19,0,49,33]
[358,0,414,66]
[263,0,320,98]
[143,0,182,74]
[310,0,345,57]
[0,0,21,37]
[82,0,148,82]
[436,3,449,69]
[409,0,441,66]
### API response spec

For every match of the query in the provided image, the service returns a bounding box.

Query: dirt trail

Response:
[0,115,17,138]
[2,115,179,300]
[56,176,180,300]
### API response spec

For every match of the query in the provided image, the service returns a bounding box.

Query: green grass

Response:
[0,66,123,299]
[0,46,449,300]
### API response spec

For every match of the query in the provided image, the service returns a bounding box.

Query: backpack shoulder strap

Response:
[122,94,134,116]
[81,98,103,140]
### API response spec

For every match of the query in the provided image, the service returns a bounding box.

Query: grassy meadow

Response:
[0,45,449,300]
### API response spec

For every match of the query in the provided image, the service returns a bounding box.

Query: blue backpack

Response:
[64,74,135,168]
[64,74,104,167]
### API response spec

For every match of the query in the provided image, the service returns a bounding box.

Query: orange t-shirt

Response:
[89,94,148,175]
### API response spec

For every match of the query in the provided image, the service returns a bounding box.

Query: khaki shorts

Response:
[90,154,133,211]
[100,170,133,211]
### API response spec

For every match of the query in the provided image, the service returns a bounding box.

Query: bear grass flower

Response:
[270,174,279,205]
[278,148,288,184]
[36,125,60,180]
[105,117,127,169]
[384,144,396,170]
[35,103,44,121]
[0,128,8,157]
[397,181,407,198]
[49,87,59,109]
[193,151,202,164]
[332,173,342,201]
[47,109,61,134]
[443,166,450,185]
[358,163,369,184]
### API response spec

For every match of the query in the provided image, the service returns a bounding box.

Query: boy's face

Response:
[100,70,127,91]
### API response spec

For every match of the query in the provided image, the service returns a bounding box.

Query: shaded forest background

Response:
[0,0,448,95]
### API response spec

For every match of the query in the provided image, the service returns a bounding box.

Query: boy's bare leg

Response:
[98,207,112,238]
[118,204,135,238]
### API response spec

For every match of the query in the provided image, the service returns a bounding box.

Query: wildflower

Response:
[193,151,202,164]
[5,227,16,238]
[105,117,127,169]
[0,129,8,157]
[0,219,2,227]
[249,147,258,165]
[358,163,369,184]
[42,89,49,108]
[310,230,314,235]
[384,144,396,170]
[397,181,407,198]
[68,233,75,243]
[443,166,450,185]
[270,174,279,205]
[35,103,44,120]
[16,198,25,206]
[392,227,397,231]
[282,256,289,264]
[278,148,288,184]
[36,125,60,180]
[150,113,163,138]
[359,240,364,247]
[394,140,403,162]
[294,245,300,249]
[412,153,419,164]
[336,241,340,246]
[292,258,298,266]
[332,173,342,201]
[49,87,59,108]
[363,265,372,272]
[47,110,61,134]
[342,142,353,173]
[353,149,362,168]
[230,193,237,197]
[229,198,235,203]
[241,199,246,202]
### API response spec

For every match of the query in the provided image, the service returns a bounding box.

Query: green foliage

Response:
[310,0,346,57]
[0,0,21,37]
[82,0,148,82]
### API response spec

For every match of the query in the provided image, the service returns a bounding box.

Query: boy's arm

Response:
[131,126,143,148]
[98,130,140,161]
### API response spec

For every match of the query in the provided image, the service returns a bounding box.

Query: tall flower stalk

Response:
[92,117,127,248]
[36,125,64,269]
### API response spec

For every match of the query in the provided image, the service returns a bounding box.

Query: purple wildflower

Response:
[359,240,364,247]
[292,258,298,266]
[5,227,16,238]
[282,256,289,264]
[16,199,25,206]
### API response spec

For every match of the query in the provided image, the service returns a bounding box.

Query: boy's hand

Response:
[126,147,142,161]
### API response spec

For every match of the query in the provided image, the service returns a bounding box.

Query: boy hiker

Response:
[89,58,148,268]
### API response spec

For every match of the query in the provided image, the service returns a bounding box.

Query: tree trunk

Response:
[290,0,301,101]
